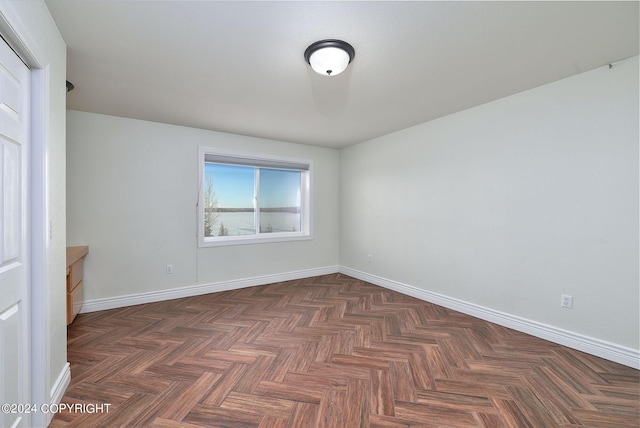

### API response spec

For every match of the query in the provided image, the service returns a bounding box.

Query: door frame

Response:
[0,10,51,428]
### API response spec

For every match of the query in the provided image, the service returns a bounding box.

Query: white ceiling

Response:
[46,1,639,149]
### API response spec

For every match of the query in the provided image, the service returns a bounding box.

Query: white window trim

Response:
[198,146,313,247]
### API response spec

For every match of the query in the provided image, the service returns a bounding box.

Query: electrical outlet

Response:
[166,264,173,274]
[561,294,573,309]
[367,254,373,262]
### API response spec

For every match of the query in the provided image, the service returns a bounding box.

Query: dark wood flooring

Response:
[50,274,639,427]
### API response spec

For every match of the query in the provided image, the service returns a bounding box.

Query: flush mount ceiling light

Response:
[304,39,355,77]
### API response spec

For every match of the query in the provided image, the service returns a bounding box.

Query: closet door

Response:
[0,34,32,428]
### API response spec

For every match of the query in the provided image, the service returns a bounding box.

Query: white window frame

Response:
[198,146,313,247]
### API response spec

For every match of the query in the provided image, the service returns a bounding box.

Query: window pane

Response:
[205,163,255,236]
[259,168,301,234]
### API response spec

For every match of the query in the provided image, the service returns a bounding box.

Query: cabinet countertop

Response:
[67,246,89,266]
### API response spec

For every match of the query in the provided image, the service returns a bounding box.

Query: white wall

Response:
[0,0,68,420]
[66,111,340,302]
[340,58,639,353]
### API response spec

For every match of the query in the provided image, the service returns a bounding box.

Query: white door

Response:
[0,36,31,428]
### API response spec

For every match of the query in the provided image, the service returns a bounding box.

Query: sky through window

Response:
[205,163,300,208]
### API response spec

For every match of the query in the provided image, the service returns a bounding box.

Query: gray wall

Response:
[67,57,639,360]
[340,57,639,350]
[66,111,340,301]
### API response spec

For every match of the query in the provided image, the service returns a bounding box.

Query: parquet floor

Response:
[51,274,639,427]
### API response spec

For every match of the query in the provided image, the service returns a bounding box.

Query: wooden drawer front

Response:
[66,281,84,324]
[67,258,84,292]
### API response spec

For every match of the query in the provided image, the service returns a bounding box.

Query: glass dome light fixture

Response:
[304,39,355,77]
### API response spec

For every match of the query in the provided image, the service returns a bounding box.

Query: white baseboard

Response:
[340,266,640,370]
[77,264,638,369]
[50,362,70,405]
[81,265,340,314]
[46,362,71,425]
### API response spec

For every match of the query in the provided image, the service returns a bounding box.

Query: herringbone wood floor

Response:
[51,274,639,427]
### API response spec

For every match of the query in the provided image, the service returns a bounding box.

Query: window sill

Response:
[199,232,312,247]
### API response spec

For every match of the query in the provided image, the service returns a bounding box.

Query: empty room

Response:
[0,1,638,427]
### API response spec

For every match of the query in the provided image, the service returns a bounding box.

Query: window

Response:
[198,147,312,246]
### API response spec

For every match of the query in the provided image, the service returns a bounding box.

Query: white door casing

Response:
[0,35,31,428]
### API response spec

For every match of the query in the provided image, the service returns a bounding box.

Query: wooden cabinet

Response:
[66,246,88,325]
